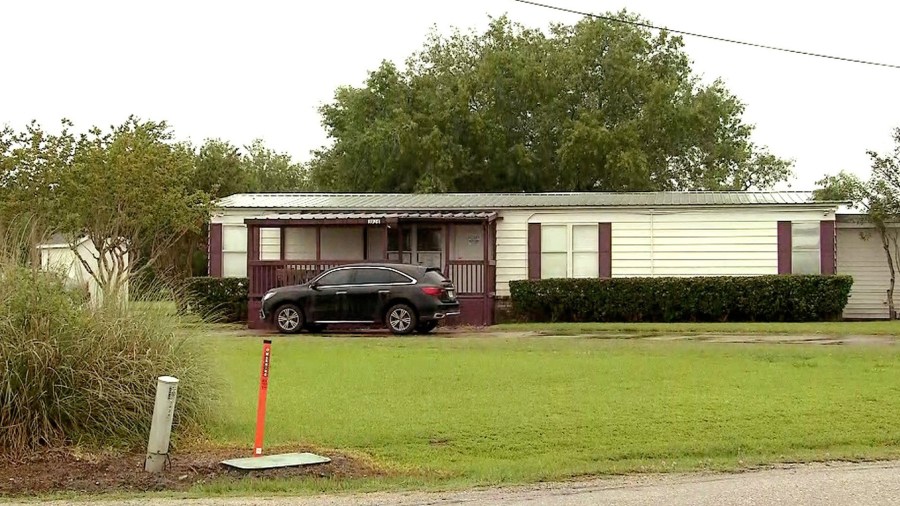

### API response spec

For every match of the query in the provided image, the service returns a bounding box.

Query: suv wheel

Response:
[386,303,416,335]
[275,304,304,334]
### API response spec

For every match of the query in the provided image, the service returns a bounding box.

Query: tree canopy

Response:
[815,127,900,318]
[0,117,310,288]
[309,15,792,193]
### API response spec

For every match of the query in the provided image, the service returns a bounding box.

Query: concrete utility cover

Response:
[221,452,330,470]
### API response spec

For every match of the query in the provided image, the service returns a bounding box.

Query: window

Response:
[353,268,411,285]
[541,225,568,278]
[792,221,820,274]
[572,225,599,278]
[417,227,442,251]
[259,228,281,261]
[222,225,247,277]
[423,269,448,284]
[540,224,599,279]
[315,268,355,286]
[387,227,412,252]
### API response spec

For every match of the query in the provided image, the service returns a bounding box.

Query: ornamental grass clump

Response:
[0,226,213,457]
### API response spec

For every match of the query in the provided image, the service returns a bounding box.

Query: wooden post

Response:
[444,223,452,274]
[397,225,403,263]
[315,226,322,261]
[482,220,489,325]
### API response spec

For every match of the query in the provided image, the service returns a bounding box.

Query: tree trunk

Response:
[880,227,896,320]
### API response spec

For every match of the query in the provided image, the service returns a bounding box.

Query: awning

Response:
[244,211,498,226]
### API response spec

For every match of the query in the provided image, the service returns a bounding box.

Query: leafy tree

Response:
[0,120,77,224]
[50,117,211,299]
[193,139,248,199]
[815,128,900,319]
[241,139,308,192]
[310,15,791,192]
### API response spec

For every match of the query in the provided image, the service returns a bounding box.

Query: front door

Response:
[387,224,443,268]
[308,268,355,322]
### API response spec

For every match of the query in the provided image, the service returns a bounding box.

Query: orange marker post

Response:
[253,339,272,457]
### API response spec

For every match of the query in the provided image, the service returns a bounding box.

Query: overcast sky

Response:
[2,0,899,191]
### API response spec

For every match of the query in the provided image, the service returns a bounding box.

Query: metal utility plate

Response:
[221,452,331,470]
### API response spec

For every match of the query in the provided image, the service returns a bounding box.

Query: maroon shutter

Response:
[208,223,223,277]
[820,220,836,275]
[527,223,541,280]
[777,221,792,275]
[599,222,612,278]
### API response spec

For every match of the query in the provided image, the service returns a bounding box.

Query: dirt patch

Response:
[0,446,386,497]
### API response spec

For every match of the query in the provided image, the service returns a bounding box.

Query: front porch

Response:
[244,212,497,328]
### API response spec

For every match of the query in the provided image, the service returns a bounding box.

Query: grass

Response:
[199,332,900,494]
[492,320,900,336]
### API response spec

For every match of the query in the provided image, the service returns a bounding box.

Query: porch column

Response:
[397,225,403,262]
[444,223,453,273]
[383,224,389,260]
[315,225,322,261]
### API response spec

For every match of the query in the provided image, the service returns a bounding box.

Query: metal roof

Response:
[217,191,836,210]
[245,211,497,222]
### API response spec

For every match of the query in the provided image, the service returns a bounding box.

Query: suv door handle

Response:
[335,291,347,295]
[378,290,390,294]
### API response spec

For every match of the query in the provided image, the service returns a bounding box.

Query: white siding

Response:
[837,225,893,319]
[495,207,833,297]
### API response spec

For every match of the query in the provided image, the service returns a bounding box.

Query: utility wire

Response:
[514,0,900,70]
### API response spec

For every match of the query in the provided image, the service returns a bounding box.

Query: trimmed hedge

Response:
[509,276,854,323]
[182,277,249,323]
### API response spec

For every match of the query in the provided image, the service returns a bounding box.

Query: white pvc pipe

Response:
[145,376,179,473]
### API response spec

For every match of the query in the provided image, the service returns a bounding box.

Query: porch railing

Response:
[249,260,357,297]
[249,259,492,298]
[446,260,485,295]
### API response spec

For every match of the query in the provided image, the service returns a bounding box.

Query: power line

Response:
[514,0,900,70]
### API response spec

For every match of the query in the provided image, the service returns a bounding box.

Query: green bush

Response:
[509,276,854,323]
[0,263,213,457]
[182,276,248,323]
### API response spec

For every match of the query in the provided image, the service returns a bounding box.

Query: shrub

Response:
[509,275,854,323]
[0,257,213,457]
[181,276,248,323]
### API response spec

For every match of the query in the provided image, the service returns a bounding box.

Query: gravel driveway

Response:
[6,460,900,506]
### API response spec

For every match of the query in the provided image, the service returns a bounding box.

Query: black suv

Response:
[260,263,460,335]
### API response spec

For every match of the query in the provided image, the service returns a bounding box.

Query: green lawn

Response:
[492,321,900,336]
[200,333,900,493]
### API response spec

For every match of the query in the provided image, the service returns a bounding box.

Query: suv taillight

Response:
[421,286,442,297]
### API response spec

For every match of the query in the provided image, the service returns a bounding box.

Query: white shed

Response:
[836,214,897,320]
[38,234,129,305]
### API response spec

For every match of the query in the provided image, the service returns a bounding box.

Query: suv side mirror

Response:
[310,282,320,290]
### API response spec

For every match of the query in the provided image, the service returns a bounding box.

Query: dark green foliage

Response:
[183,277,249,323]
[510,276,854,323]
[311,16,791,193]
[0,265,212,456]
